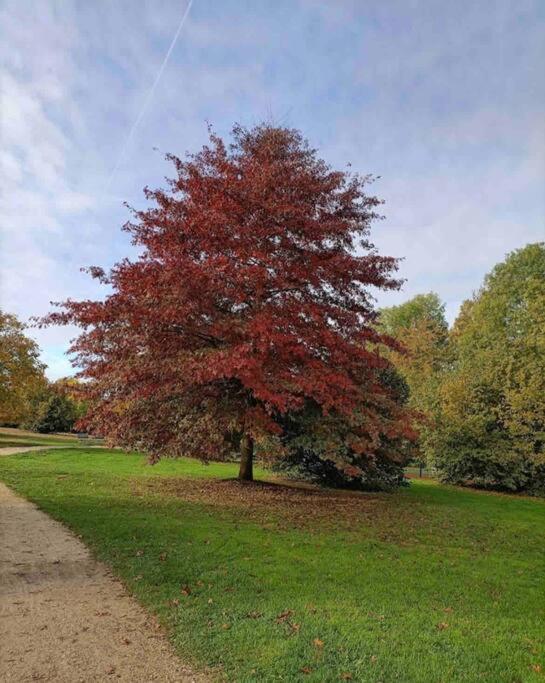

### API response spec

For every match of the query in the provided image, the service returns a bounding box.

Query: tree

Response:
[26,391,78,434]
[379,293,450,467]
[432,243,545,493]
[0,310,47,425]
[23,378,85,434]
[42,123,411,481]
[54,377,88,424]
[380,293,448,338]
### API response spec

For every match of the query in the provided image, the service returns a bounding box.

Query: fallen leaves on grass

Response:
[276,609,294,623]
[132,477,390,532]
[437,622,449,631]
[313,638,324,648]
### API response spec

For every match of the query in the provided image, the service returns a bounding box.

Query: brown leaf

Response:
[313,638,324,648]
[246,611,262,619]
[135,549,144,557]
[300,667,313,675]
[221,623,230,630]
[159,552,167,561]
[531,664,542,673]
[181,585,191,596]
[437,622,449,630]
[340,674,353,681]
[276,609,294,623]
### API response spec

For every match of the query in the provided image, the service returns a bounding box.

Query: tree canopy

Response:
[432,243,545,493]
[380,292,448,339]
[24,378,87,434]
[379,293,450,465]
[0,311,47,425]
[42,123,414,480]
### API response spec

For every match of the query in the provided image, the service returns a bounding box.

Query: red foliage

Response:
[41,124,408,463]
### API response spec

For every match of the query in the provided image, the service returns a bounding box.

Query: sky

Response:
[1,0,544,380]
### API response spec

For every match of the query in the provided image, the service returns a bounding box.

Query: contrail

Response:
[106,0,194,190]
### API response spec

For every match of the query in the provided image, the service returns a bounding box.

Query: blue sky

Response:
[1,0,544,379]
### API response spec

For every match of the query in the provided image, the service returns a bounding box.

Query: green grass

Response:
[0,428,102,448]
[0,448,543,682]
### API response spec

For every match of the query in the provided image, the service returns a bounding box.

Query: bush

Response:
[432,420,545,495]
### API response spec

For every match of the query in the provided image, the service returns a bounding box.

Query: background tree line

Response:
[381,242,545,495]
[0,311,85,433]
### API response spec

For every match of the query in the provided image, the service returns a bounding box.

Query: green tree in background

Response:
[433,243,545,493]
[24,378,86,434]
[380,293,448,337]
[380,293,450,468]
[32,393,76,434]
[0,310,47,426]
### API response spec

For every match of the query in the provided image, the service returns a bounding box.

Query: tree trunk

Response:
[238,433,254,481]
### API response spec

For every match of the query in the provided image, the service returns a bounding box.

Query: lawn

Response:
[0,427,102,448]
[0,448,543,682]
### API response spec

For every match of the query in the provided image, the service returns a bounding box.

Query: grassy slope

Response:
[0,449,543,682]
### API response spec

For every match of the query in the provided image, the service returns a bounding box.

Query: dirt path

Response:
[0,452,207,682]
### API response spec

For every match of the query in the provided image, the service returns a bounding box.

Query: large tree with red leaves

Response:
[43,124,413,481]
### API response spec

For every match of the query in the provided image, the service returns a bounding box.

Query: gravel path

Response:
[0,447,207,682]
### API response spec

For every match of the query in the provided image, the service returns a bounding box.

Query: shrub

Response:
[433,420,545,495]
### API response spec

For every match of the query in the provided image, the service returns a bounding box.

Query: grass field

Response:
[0,427,102,448]
[0,448,543,682]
